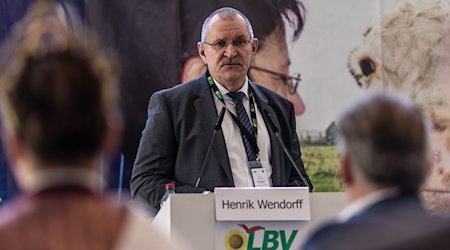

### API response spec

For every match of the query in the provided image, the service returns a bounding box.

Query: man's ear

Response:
[180,56,207,83]
[251,38,259,54]
[197,42,207,63]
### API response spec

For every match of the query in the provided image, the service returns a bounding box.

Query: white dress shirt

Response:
[212,77,272,187]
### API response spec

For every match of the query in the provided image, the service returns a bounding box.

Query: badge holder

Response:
[249,160,270,187]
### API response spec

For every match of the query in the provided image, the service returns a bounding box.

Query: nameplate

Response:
[214,187,310,221]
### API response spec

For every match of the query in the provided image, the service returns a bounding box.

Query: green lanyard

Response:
[206,74,258,136]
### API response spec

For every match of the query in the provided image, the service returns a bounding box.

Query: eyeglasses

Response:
[203,38,252,50]
[249,65,301,95]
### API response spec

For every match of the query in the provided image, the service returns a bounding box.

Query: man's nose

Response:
[224,43,237,58]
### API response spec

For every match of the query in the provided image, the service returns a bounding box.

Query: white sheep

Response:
[347,0,450,214]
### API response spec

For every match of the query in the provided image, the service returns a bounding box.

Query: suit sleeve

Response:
[286,102,314,191]
[130,92,205,210]
[129,92,175,209]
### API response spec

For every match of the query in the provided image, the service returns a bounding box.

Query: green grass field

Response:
[302,145,344,192]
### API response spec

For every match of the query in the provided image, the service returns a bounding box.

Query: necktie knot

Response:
[227,91,246,104]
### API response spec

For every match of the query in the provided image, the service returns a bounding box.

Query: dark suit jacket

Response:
[302,193,450,250]
[130,73,312,209]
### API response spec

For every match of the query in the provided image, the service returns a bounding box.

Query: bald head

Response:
[200,7,254,43]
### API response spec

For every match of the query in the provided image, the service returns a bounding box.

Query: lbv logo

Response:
[224,224,298,250]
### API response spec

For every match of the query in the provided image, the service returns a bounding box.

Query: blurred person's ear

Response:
[102,114,123,159]
[423,149,434,186]
[340,153,353,186]
[1,129,21,166]
[181,56,206,83]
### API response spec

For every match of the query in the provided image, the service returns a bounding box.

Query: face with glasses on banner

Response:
[249,26,305,116]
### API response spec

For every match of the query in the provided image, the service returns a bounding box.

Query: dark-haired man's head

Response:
[248,0,306,115]
[337,93,430,200]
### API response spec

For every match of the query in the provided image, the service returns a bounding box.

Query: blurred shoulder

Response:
[114,203,185,250]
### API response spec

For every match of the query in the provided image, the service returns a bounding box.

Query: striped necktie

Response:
[227,91,258,161]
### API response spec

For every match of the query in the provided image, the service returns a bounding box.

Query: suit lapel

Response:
[193,74,234,184]
[250,82,284,186]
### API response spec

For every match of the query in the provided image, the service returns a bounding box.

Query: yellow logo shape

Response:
[224,229,248,250]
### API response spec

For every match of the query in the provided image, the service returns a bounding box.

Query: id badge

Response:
[249,161,270,187]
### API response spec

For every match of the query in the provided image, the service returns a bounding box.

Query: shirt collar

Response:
[337,187,399,223]
[213,77,249,101]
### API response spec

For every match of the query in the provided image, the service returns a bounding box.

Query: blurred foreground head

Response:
[336,93,430,193]
[0,1,121,176]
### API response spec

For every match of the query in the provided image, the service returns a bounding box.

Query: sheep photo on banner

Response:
[294,0,450,214]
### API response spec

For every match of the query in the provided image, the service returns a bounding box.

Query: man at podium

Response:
[130,7,313,210]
